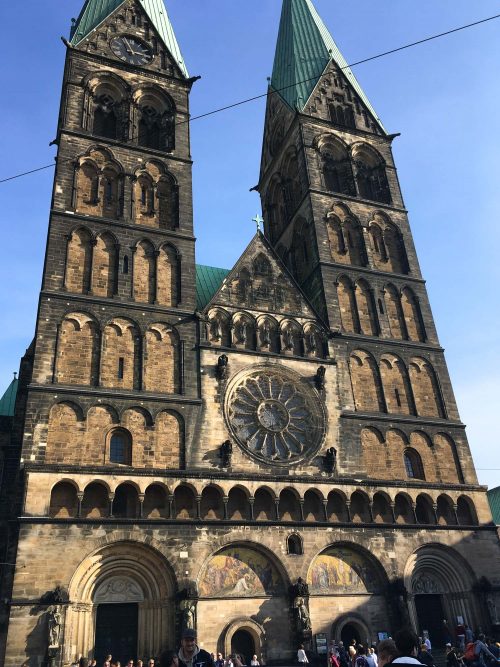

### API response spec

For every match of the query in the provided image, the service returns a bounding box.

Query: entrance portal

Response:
[95,603,139,664]
[231,629,256,665]
[415,595,445,645]
[341,623,363,647]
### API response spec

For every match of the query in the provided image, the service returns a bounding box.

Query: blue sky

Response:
[0,1,499,487]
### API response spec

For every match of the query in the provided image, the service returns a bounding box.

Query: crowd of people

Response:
[322,627,500,667]
[74,625,500,667]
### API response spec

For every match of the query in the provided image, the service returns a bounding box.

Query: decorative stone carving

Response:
[178,585,198,633]
[48,606,62,647]
[324,447,337,474]
[94,576,144,603]
[315,366,326,391]
[225,366,326,465]
[216,354,229,380]
[220,440,233,467]
[412,574,443,595]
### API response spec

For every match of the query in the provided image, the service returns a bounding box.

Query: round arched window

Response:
[109,430,132,465]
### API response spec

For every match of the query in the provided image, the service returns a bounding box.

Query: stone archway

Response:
[65,540,177,663]
[333,614,372,646]
[222,619,264,663]
[404,544,480,641]
[198,542,290,663]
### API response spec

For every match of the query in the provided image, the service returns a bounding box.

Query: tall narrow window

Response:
[118,357,124,379]
[123,256,129,274]
[90,174,99,205]
[395,388,402,407]
[109,431,131,465]
[404,449,425,480]
[105,179,113,205]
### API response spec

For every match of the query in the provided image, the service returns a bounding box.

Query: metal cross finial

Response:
[253,214,264,232]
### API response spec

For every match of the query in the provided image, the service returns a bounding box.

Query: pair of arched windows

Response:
[86,78,175,153]
[321,142,391,205]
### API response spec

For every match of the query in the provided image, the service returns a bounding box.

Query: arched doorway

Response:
[66,540,176,664]
[231,629,255,665]
[93,576,143,664]
[405,544,480,642]
[341,623,363,647]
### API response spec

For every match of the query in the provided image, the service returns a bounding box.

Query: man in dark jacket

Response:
[177,628,215,667]
[391,629,425,667]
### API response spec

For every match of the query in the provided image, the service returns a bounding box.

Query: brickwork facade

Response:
[1,1,500,666]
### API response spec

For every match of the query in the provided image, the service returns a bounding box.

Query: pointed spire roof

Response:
[271,0,385,132]
[0,376,18,417]
[70,0,189,77]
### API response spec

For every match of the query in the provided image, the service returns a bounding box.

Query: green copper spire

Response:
[70,0,189,77]
[271,0,384,131]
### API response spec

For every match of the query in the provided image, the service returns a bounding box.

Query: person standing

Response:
[215,653,225,667]
[376,640,398,667]
[177,628,214,667]
[446,643,461,667]
[417,643,434,667]
[250,656,260,666]
[392,629,425,667]
[338,643,350,667]
[297,645,309,665]
[354,646,368,667]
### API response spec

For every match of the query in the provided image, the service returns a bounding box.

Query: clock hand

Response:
[122,37,134,54]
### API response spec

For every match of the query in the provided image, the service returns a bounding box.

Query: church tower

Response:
[2,0,201,662]
[2,2,500,666]
[257,0,477,485]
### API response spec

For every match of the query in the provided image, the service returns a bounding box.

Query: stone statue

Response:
[283,328,294,350]
[180,597,197,631]
[324,447,337,474]
[216,354,228,380]
[487,594,499,625]
[209,318,222,341]
[315,366,326,391]
[296,577,309,597]
[236,321,248,344]
[306,332,317,354]
[48,606,62,647]
[220,440,233,467]
[260,320,271,348]
[294,596,312,632]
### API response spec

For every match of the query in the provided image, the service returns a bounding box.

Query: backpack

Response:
[464,643,475,662]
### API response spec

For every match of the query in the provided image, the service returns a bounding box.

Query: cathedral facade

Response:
[1,1,500,665]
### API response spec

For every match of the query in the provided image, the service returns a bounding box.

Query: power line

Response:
[1,12,499,186]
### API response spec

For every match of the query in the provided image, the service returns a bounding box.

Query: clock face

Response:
[110,35,153,66]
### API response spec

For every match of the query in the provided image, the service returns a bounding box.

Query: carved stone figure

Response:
[260,320,271,348]
[306,332,317,354]
[180,597,197,630]
[293,596,312,632]
[315,366,326,390]
[283,328,294,350]
[48,606,62,647]
[209,318,222,341]
[220,440,233,467]
[487,594,499,625]
[236,321,248,344]
[216,354,228,380]
[324,447,337,474]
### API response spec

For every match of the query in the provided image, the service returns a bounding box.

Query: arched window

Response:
[93,93,118,140]
[287,534,303,555]
[354,146,391,204]
[321,141,356,196]
[137,92,175,152]
[404,448,425,480]
[109,429,132,465]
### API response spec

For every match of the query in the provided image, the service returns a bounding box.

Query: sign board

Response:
[316,633,328,655]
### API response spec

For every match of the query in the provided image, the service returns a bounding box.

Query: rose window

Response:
[225,367,326,465]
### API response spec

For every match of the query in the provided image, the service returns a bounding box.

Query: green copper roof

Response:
[196,264,230,311]
[488,487,500,525]
[0,377,18,417]
[70,0,189,77]
[271,0,385,131]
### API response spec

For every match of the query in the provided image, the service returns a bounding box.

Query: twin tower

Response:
[1,1,498,666]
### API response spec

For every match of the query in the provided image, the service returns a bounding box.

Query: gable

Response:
[71,0,189,78]
[206,233,321,321]
[259,88,296,180]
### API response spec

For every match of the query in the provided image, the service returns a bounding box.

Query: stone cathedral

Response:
[1,0,500,665]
